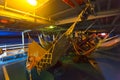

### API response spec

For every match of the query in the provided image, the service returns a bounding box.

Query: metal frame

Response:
[56,9,120,25]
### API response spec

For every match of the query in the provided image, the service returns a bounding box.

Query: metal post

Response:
[22,30,31,53]
[22,32,25,53]
[53,34,55,41]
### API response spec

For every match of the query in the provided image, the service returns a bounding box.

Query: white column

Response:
[22,32,25,52]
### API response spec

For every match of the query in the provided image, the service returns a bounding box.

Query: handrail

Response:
[0,43,28,50]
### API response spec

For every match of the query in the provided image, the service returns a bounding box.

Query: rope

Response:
[72,38,96,56]
[27,32,34,43]
[29,72,32,80]
[28,70,32,80]
[27,32,31,40]
[101,27,116,41]
[66,6,89,36]
[54,31,61,40]
[84,20,97,33]
[96,27,116,48]
[72,42,80,55]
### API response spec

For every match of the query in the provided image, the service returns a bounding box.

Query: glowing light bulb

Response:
[101,33,106,36]
[27,0,37,6]
[49,26,54,29]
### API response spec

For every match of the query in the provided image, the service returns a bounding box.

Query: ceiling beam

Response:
[111,15,120,25]
[0,5,53,25]
[76,23,120,30]
[55,9,120,25]
[107,0,111,10]
[106,0,112,24]
[96,0,101,11]
[49,8,74,18]
[49,1,86,19]
[57,23,120,32]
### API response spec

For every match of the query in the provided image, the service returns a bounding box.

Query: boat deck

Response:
[0,43,120,80]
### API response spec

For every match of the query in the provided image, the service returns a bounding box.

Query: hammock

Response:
[38,36,52,50]
[72,33,98,56]
[26,21,77,73]
[48,5,89,65]
[26,4,90,77]
[26,40,49,70]
[27,25,77,74]
[0,48,3,55]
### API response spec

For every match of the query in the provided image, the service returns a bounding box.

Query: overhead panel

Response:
[36,0,70,18]
[0,0,53,30]
[6,0,37,13]
[55,9,120,25]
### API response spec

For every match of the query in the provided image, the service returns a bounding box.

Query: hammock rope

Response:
[72,34,97,56]
[84,20,97,33]
[96,27,116,48]
[65,5,89,36]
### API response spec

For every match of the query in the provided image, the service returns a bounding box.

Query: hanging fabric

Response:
[38,35,51,50]
[26,40,47,70]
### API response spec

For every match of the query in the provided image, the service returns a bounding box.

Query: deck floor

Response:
[0,43,120,80]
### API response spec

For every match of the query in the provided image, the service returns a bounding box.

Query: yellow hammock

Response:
[26,4,90,78]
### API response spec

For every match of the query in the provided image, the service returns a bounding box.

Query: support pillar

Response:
[22,32,25,53]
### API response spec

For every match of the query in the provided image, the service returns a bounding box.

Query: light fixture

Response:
[101,33,106,36]
[49,25,55,29]
[0,19,9,24]
[27,0,37,6]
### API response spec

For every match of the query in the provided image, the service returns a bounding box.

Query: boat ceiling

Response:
[0,0,120,33]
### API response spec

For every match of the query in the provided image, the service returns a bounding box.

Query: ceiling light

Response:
[27,0,37,6]
[0,19,9,24]
[49,26,55,29]
[101,33,106,36]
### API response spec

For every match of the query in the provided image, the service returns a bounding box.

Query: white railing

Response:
[0,43,28,50]
[0,43,28,58]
